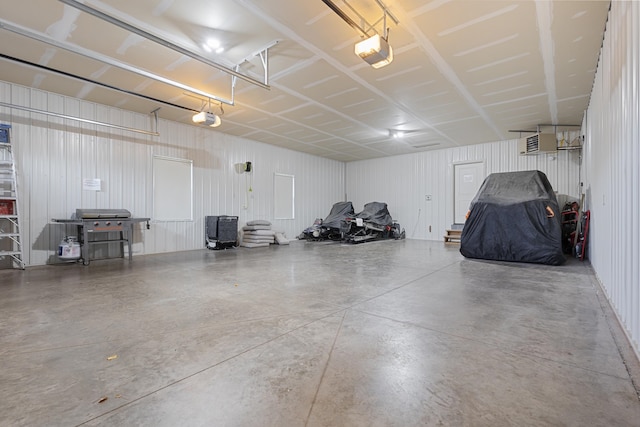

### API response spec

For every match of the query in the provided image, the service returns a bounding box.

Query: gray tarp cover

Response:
[355,202,393,226]
[460,170,565,265]
[322,201,354,229]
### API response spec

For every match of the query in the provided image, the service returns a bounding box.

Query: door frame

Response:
[452,160,486,225]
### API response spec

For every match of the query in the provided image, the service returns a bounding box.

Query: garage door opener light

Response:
[192,98,223,127]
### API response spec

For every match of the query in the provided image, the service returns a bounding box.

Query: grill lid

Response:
[74,209,132,219]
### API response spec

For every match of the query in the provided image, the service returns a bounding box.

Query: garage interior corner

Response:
[1,239,639,426]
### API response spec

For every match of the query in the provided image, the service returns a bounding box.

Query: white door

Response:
[454,162,484,224]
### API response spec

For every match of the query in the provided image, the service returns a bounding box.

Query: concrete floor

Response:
[1,239,639,426]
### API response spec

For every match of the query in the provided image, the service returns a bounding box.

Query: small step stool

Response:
[444,229,462,244]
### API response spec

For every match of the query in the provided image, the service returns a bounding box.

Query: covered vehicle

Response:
[299,201,354,241]
[460,170,565,265]
[343,201,405,243]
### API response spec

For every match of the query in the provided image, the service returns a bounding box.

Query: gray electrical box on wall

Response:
[518,133,557,155]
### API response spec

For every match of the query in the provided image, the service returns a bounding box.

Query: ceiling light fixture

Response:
[389,129,404,139]
[205,39,224,54]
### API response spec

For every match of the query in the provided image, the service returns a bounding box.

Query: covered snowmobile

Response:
[299,201,354,241]
[460,170,565,265]
[343,201,405,243]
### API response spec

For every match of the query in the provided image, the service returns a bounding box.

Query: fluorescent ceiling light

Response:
[192,111,222,127]
[355,34,393,69]
[205,39,224,54]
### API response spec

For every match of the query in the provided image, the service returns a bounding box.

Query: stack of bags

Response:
[240,220,290,248]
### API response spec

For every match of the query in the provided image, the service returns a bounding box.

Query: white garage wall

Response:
[0,81,345,266]
[583,1,640,357]
[346,139,581,240]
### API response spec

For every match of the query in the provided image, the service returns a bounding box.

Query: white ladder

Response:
[0,124,25,269]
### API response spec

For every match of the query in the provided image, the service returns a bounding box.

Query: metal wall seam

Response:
[633,0,640,348]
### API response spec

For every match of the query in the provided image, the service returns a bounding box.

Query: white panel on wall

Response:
[0,81,346,265]
[153,156,193,221]
[273,173,295,220]
[583,1,640,357]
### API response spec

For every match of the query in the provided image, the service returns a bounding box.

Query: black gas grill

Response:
[53,209,150,265]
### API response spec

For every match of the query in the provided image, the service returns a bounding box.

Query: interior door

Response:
[454,162,484,224]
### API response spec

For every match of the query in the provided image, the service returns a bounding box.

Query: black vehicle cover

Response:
[355,201,393,226]
[460,170,565,265]
[322,201,354,229]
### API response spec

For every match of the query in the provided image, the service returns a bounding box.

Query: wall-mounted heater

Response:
[518,133,557,155]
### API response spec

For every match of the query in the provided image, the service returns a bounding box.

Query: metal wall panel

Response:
[584,1,640,356]
[0,81,345,265]
[346,139,580,241]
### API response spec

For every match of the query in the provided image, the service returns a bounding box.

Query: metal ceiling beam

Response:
[0,19,234,105]
[58,0,271,91]
[321,0,368,36]
[0,101,160,137]
[0,52,196,114]
[322,0,399,38]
